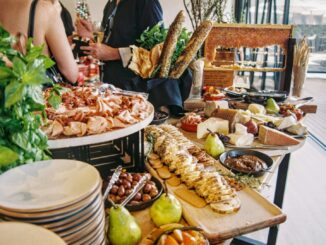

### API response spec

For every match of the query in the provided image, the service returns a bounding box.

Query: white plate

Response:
[0,222,65,245]
[0,160,100,212]
[0,184,101,218]
[48,103,154,149]
[4,193,102,227]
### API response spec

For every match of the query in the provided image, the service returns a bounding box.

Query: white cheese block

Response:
[204,100,229,117]
[248,103,266,114]
[286,123,307,135]
[275,115,297,130]
[228,133,254,146]
[235,123,248,135]
[197,118,229,139]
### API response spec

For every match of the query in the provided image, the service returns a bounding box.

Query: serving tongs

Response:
[102,167,149,208]
[120,175,148,207]
[99,84,149,99]
[102,165,123,206]
[287,96,314,109]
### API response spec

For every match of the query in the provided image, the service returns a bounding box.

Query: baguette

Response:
[159,10,186,78]
[169,20,213,79]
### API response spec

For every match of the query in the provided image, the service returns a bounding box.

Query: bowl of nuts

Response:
[103,172,163,211]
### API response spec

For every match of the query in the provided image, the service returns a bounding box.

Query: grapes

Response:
[217,133,230,144]
[264,122,276,129]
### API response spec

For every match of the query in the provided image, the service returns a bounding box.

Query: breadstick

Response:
[169,20,213,79]
[158,10,185,78]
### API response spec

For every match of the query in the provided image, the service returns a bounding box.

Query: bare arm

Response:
[45,6,78,83]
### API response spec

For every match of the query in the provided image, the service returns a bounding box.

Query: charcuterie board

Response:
[48,104,154,149]
[179,128,305,157]
[145,163,286,244]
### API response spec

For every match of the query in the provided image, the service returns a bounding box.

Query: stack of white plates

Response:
[0,222,66,245]
[0,160,106,245]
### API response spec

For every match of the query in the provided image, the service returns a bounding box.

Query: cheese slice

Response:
[258,125,301,146]
[197,118,229,139]
[204,100,229,117]
[227,123,254,146]
[235,123,247,135]
[228,133,254,146]
[275,115,297,130]
[286,123,307,136]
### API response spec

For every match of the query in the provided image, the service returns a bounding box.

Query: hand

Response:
[75,19,93,39]
[81,43,121,61]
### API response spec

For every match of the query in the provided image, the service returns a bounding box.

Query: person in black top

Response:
[60,2,74,38]
[77,0,191,116]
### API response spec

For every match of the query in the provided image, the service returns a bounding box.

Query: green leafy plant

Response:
[137,22,192,67]
[47,83,65,109]
[0,26,54,174]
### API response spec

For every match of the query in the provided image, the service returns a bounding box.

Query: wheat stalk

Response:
[294,37,310,68]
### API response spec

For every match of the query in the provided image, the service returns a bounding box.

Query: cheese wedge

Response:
[204,100,229,117]
[275,115,297,130]
[258,125,301,146]
[197,118,229,139]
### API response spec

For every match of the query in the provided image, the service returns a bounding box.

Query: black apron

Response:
[101,0,192,109]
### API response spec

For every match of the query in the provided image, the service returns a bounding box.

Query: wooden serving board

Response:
[145,163,286,244]
[179,128,305,157]
[229,101,317,114]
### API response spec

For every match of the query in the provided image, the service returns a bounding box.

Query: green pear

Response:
[108,206,141,245]
[150,193,182,227]
[204,133,225,158]
[266,98,280,114]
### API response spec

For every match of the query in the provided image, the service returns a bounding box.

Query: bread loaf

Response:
[169,20,213,79]
[159,10,185,78]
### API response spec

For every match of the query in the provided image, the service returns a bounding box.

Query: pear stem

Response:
[163,180,169,195]
[207,128,214,135]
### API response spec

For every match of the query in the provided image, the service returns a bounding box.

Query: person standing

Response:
[77,0,191,115]
[0,0,78,83]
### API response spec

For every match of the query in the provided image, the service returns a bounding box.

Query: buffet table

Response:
[135,118,309,245]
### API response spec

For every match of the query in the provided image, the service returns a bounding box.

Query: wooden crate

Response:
[203,23,294,90]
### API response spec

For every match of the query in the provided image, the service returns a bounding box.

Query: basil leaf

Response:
[48,93,62,109]
[0,66,13,80]
[0,146,19,166]
[12,57,26,76]
[11,131,33,151]
[4,80,25,108]
[26,86,44,106]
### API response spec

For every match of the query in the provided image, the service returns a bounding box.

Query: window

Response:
[290,0,326,73]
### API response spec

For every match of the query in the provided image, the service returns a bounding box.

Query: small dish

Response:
[219,150,273,177]
[180,121,198,132]
[153,226,209,245]
[104,176,163,211]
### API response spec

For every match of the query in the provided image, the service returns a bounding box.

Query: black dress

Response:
[60,2,74,37]
[101,0,192,110]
